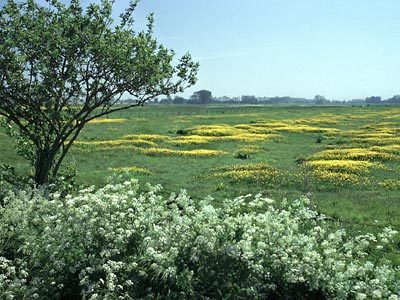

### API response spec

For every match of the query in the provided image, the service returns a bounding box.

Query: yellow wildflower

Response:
[306,160,380,174]
[169,135,217,145]
[219,133,280,142]
[370,145,400,155]
[311,170,363,185]
[123,134,171,142]
[111,166,151,174]
[188,124,243,136]
[139,147,228,157]
[88,118,126,124]
[352,137,400,146]
[74,139,156,147]
[210,162,280,183]
[311,148,395,161]
[236,145,263,154]
[184,124,280,142]
[378,179,400,189]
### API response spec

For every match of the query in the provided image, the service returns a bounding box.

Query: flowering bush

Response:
[0,179,399,299]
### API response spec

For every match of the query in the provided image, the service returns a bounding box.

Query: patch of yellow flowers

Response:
[221,133,280,142]
[305,159,381,186]
[360,122,398,130]
[311,148,395,161]
[311,170,365,185]
[74,139,156,148]
[188,124,242,136]
[352,137,400,146]
[185,124,281,143]
[88,118,126,124]
[123,134,171,142]
[345,132,396,139]
[307,145,395,186]
[377,179,400,190]
[139,147,228,157]
[341,123,400,146]
[238,121,341,135]
[306,160,380,174]
[307,115,400,186]
[170,135,217,145]
[233,125,277,134]
[210,162,280,183]
[236,145,263,155]
[111,166,151,174]
[369,145,400,155]
[294,116,340,125]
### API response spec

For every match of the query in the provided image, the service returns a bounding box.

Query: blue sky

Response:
[3,0,400,100]
[129,0,400,100]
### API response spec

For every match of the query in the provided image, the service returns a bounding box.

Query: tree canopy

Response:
[0,0,199,184]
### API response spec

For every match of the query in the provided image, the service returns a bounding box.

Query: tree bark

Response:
[34,150,56,185]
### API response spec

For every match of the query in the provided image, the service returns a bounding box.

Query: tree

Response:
[172,96,187,104]
[386,95,400,104]
[365,96,382,104]
[314,95,328,105]
[190,90,212,104]
[241,95,258,104]
[0,0,199,185]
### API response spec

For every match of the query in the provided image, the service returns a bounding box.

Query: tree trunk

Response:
[34,150,55,185]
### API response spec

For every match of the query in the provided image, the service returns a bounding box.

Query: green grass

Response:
[1,105,400,256]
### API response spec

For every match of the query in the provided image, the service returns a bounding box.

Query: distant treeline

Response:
[122,90,400,106]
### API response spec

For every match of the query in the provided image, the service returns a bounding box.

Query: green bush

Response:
[0,178,399,299]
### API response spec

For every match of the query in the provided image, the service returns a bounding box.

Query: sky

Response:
[3,0,400,100]
[129,0,400,100]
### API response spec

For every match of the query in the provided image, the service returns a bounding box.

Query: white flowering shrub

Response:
[0,178,399,299]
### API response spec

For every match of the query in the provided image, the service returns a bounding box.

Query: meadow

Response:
[1,105,400,238]
[2,104,400,298]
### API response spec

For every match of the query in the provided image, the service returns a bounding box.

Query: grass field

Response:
[1,105,400,246]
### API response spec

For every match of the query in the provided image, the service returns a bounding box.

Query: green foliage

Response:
[0,179,399,299]
[1,119,35,164]
[0,164,32,206]
[0,0,198,184]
